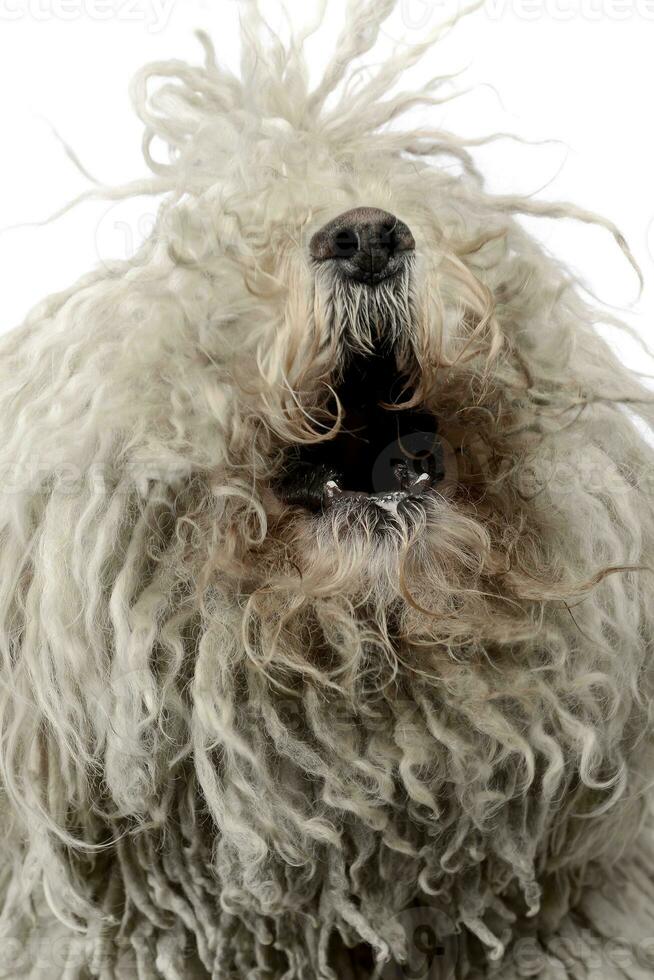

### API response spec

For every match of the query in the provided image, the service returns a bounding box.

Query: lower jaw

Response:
[322,472,433,514]
[319,488,433,521]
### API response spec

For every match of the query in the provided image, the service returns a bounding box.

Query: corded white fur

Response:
[0,2,653,977]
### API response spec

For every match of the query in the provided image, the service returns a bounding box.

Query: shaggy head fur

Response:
[1,3,653,977]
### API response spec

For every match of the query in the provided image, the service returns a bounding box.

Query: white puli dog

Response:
[1,3,653,978]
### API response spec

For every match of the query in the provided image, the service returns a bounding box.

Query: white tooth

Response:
[412,472,430,486]
[324,480,342,496]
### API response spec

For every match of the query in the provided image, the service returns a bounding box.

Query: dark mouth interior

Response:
[277,348,444,512]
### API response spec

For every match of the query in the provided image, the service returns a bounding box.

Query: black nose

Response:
[309,207,415,284]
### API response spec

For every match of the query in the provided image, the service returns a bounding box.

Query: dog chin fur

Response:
[1,3,654,978]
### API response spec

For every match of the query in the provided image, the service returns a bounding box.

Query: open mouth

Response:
[276,347,444,514]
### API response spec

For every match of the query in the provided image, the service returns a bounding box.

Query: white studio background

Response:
[0,0,653,379]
